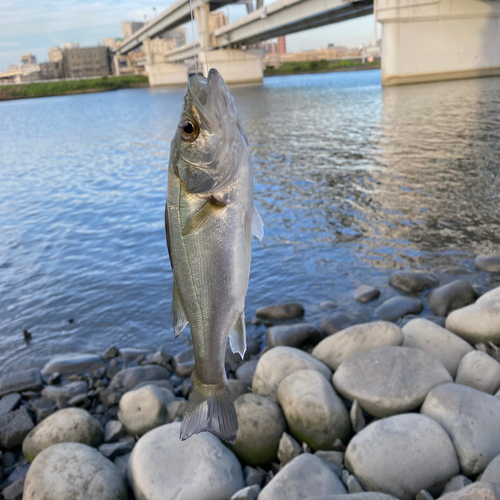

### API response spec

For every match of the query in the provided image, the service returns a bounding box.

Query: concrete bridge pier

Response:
[378,0,500,86]
[199,49,263,84]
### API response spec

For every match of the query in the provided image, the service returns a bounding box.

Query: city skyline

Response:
[0,0,378,71]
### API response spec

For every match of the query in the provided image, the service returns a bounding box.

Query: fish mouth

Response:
[187,68,229,110]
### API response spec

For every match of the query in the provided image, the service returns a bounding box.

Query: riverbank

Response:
[264,59,380,77]
[1,253,500,499]
[0,75,149,101]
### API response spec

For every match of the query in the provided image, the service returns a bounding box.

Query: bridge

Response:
[113,0,500,87]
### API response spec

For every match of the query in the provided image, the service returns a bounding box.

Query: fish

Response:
[165,69,263,443]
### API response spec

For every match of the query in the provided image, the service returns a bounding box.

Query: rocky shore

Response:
[1,253,500,500]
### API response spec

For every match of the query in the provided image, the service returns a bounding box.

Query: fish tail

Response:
[180,377,238,444]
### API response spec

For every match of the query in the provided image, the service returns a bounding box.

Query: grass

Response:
[264,59,380,77]
[0,75,149,101]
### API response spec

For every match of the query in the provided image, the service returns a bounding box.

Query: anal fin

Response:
[229,312,247,359]
[172,283,188,338]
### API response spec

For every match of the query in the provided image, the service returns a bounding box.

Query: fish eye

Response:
[180,120,199,142]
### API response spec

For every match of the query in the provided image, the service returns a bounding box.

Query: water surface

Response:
[1,70,499,374]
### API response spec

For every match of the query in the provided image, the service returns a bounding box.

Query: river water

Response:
[1,70,500,375]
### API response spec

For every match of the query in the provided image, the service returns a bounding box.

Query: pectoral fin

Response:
[182,197,225,237]
[172,283,188,338]
[229,312,247,359]
[251,203,264,241]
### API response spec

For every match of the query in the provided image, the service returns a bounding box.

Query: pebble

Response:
[312,321,403,370]
[41,353,104,375]
[345,414,459,500]
[475,254,500,273]
[265,323,323,348]
[2,478,24,500]
[258,454,347,500]
[278,370,351,450]
[375,297,423,322]
[104,420,126,443]
[41,381,88,409]
[0,393,21,416]
[150,349,172,368]
[256,303,304,320]
[0,407,34,449]
[118,384,175,436]
[166,399,187,421]
[68,393,89,408]
[23,442,127,500]
[421,382,500,475]
[110,365,171,390]
[428,279,475,317]
[99,436,135,460]
[235,359,258,387]
[439,482,500,500]
[415,491,433,500]
[347,474,364,493]
[113,452,130,478]
[230,485,261,500]
[350,399,365,433]
[230,394,286,465]
[306,495,398,500]
[333,346,452,418]
[172,347,195,377]
[228,379,248,400]
[446,298,500,344]
[320,312,370,336]
[0,369,42,398]
[455,350,500,394]
[441,475,472,494]
[480,454,500,482]
[354,285,381,303]
[22,407,104,462]
[252,346,332,403]
[128,422,244,500]
[103,346,119,359]
[402,318,473,377]
[244,465,266,487]
[389,271,439,293]
[277,432,302,466]
[133,379,174,391]
[314,450,344,469]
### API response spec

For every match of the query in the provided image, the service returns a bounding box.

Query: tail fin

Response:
[180,378,238,444]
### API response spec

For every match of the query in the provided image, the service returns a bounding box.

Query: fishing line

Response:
[189,0,198,73]
[199,4,210,76]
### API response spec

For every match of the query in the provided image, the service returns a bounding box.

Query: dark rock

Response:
[98,389,122,407]
[0,407,34,449]
[319,301,338,309]
[109,365,171,390]
[389,271,439,294]
[354,285,380,303]
[265,323,322,348]
[0,394,21,416]
[0,370,42,398]
[103,346,119,359]
[256,303,305,320]
[428,280,476,317]
[99,436,135,460]
[228,380,248,400]
[31,397,57,422]
[104,420,126,443]
[2,452,16,468]
[181,378,192,397]
[119,347,152,366]
[375,297,423,322]
[172,348,195,378]
[1,478,24,500]
[41,381,88,409]
[68,393,89,408]
[150,349,172,368]
[475,254,500,273]
[42,354,104,375]
[244,465,267,487]
[235,360,258,387]
[166,399,187,421]
[320,312,370,336]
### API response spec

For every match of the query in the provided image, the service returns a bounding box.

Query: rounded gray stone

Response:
[481,454,500,483]
[42,353,104,375]
[23,442,127,500]
[439,482,500,500]
[235,359,258,387]
[278,370,350,450]
[446,299,500,344]
[345,414,459,500]
[312,321,403,371]
[22,407,103,462]
[477,287,500,305]
[389,271,439,293]
[308,495,398,500]
[428,280,475,317]
[252,346,332,403]
[421,383,500,476]
[375,297,423,322]
[402,318,473,378]
[320,312,370,336]
[475,254,500,273]
[256,303,304,320]
[230,393,286,465]
[110,365,171,390]
[118,384,175,436]
[455,351,500,394]
[258,454,347,500]
[333,346,452,418]
[265,323,323,349]
[354,285,381,303]
[128,422,244,500]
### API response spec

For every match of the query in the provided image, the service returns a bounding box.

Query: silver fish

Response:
[165,69,263,443]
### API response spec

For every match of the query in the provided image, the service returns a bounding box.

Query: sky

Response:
[0,0,378,71]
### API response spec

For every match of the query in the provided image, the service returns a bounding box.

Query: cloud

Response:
[0,42,19,47]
